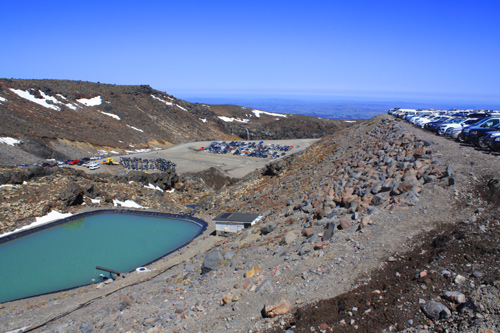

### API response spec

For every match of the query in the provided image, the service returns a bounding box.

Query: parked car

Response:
[468,123,500,149]
[439,118,480,136]
[462,118,500,146]
[424,116,454,132]
[456,117,499,143]
[481,130,500,151]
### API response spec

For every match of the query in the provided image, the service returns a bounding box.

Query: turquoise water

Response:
[0,214,203,303]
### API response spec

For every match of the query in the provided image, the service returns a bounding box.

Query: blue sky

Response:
[1,0,499,104]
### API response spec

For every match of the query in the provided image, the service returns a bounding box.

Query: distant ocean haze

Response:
[176,95,497,120]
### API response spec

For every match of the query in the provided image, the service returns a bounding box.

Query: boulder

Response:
[244,263,262,278]
[323,222,335,241]
[260,222,276,235]
[59,183,84,206]
[338,220,350,230]
[443,290,466,304]
[262,299,291,318]
[421,301,451,321]
[201,250,224,274]
[284,230,298,244]
[370,195,383,206]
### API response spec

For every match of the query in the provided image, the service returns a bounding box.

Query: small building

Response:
[213,213,262,234]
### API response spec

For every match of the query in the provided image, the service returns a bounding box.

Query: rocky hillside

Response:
[0,79,348,165]
[2,114,499,332]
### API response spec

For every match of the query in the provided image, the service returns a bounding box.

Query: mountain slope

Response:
[0,79,349,165]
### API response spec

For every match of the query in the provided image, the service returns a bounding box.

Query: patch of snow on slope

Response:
[145,183,164,192]
[10,88,62,111]
[344,120,356,123]
[0,210,73,239]
[0,137,21,146]
[77,96,102,106]
[98,110,121,120]
[135,148,151,153]
[175,104,188,112]
[200,118,208,123]
[127,124,144,132]
[86,197,101,204]
[113,199,147,209]
[56,94,67,100]
[0,96,7,103]
[151,95,173,106]
[0,184,17,189]
[252,109,287,118]
[66,104,78,110]
[218,116,250,123]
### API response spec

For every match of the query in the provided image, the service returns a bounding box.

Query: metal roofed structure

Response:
[213,212,262,234]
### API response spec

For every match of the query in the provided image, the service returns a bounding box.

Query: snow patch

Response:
[98,110,121,120]
[175,104,188,112]
[0,96,7,103]
[166,188,175,193]
[127,124,144,132]
[10,88,62,111]
[151,95,173,106]
[0,137,22,146]
[252,109,287,118]
[218,116,250,123]
[66,104,78,110]
[344,120,356,123]
[77,96,102,107]
[0,210,73,239]
[0,184,18,189]
[200,118,208,123]
[134,148,151,153]
[86,197,101,204]
[144,183,164,192]
[113,199,147,209]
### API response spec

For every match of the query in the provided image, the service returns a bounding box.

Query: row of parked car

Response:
[388,109,500,152]
[201,141,294,159]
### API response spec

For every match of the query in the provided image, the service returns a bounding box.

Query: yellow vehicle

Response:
[103,157,119,165]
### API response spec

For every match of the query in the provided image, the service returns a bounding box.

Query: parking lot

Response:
[89,139,319,178]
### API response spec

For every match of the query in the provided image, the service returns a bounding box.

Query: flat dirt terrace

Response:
[77,139,319,178]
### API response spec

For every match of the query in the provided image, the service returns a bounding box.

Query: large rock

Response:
[284,230,298,244]
[262,299,291,318]
[260,222,276,235]
[201,250,224,274]
[59,183,84,206]
[245,263,262,278]
[421,301,451,321]
[323,222,335,241]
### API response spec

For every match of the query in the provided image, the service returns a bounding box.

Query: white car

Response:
[87,162,99,169]
[439,118,480,136]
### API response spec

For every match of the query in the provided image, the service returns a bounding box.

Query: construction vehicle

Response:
[103,157,119,165]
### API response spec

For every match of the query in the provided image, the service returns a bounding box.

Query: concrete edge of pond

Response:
[0,208,208,245]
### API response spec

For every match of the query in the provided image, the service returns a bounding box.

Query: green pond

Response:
[0,213,205,303]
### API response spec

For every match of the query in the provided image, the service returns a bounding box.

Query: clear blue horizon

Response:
[1,0,499,106]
